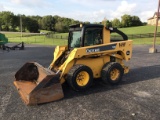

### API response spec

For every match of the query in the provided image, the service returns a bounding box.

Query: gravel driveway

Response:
[0,44,160,120]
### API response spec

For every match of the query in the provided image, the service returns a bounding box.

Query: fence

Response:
[9,36,68,46]
[7,32,160,45]
[44,32,160,45]
[45,32,68,39]
[45,32,160,40]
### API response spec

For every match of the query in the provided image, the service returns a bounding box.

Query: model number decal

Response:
[86,48,100,53]
[86,44,117,53]
[119,43,126,47]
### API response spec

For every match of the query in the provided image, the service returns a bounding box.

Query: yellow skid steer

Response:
[14,24,132,105]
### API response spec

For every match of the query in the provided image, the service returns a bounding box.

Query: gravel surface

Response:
[0,44,160,120]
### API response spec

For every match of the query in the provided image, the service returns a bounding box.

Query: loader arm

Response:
[50,45,68,69]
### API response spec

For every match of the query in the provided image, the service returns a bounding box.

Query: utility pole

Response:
[20,15,23,37]
[149,0,160,53]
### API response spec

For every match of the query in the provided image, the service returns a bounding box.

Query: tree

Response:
[54,16,80,33]
[10,15,19,31]
[131,16,142,26]
[106,20,112,27]
[121,14,142,27]
[54,18,70,33]
[93,22,101,24]
[71,20,80,25]
[29,15,42,30]
[55,21,65,32]
[0,11,15,31]
[40,15,55,31]
[84,21,90,24]
[112,18,121,28]
[26,18,39,32]
[121,14,132,27]
[0,16,3,31]
[0,11,83,32]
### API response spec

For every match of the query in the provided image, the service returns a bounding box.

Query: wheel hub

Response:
[110,68,120,81]
[76,71,89,86]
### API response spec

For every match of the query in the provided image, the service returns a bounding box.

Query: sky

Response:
[0,0,158,22]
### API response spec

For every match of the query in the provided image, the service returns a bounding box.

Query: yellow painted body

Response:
[50,26,132,84]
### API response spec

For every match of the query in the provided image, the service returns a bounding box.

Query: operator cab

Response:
[68,24,103,49]
[68,24,128,50]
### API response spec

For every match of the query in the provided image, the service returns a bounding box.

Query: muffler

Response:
[14,62,64,105]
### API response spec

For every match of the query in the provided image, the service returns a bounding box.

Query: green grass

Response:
[2,25,160,45]
[114,25,160,45]
[9,36,68,46]
[132,37,160,45]
[2,32,68,46]
[4,32,21,38]
[119,25,160,34]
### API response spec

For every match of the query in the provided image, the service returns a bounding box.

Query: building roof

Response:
[148,12,160,20]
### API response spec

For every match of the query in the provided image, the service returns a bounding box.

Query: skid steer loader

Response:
[14,24,132,105]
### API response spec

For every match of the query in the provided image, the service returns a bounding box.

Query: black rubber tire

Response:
[101,62,124,85]
[66,64,93,91]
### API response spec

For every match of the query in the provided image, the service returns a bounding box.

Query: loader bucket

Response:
[14,62,64,105]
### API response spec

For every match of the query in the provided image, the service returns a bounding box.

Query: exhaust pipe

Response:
[14,62,64,105]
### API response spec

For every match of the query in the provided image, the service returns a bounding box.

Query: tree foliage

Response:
[26,18,39,33]
[0,11,81,33]
[121,14,142,27]
[112,18,121,28]
[106,20,112,27]
[104,14,143,28]
[131,15,142,26]
[0,11,15,31]
[0,11,143,33]
[40,15,55,31]
[121,14,132,27]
